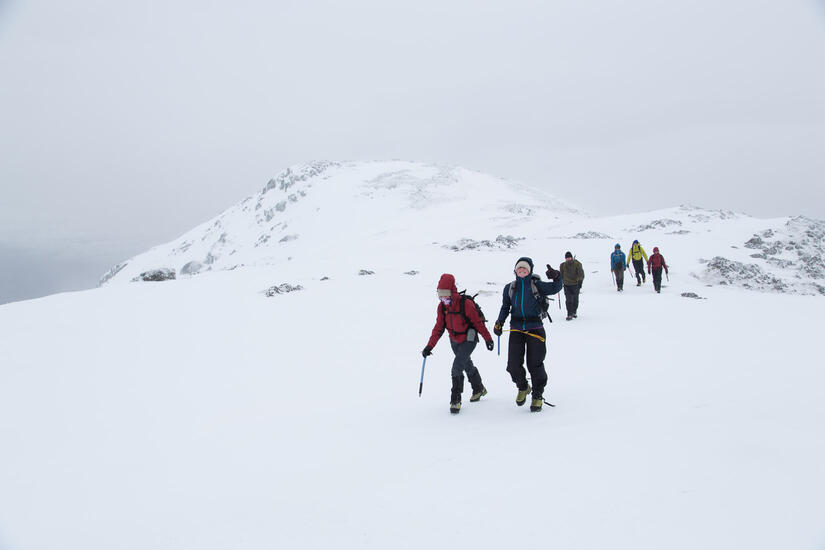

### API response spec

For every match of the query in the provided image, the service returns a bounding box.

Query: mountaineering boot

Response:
[470,387,487,402]
[450,400,461,414]
[467,369,485,402]
[530,397,544,412]
[572,313,578,319]
[516,385,532,406]
[636,281,641,286]
[566,316,572,321]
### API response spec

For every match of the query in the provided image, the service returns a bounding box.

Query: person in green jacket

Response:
[558,251,585,320]
[627,239,649,286]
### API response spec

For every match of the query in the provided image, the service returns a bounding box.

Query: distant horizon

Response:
[3,0,824,304]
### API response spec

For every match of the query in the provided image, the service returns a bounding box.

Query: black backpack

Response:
[442,290,486,334]
[508,275,552,323]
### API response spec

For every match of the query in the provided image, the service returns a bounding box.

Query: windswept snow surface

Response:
[1,163,825,549]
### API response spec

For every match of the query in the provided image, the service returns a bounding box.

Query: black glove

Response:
[578,282,583,291]
[485,340,495,351]
[545,264,560,280]
[493,322,503,336]
[422,346,432,357]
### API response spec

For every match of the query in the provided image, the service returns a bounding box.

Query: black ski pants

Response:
[613,266,625,290]
[505,328,547,399]
[563,284,580,316]
[632,259,646,284]
[449,339,483,400]
[651,267,664,292]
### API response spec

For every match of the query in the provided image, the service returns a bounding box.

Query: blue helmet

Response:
[614,243,621,249]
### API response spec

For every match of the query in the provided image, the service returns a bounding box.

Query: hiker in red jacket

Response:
[422,274,495,414]
[647,247,669,293]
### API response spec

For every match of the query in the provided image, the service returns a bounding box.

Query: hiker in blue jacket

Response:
[610,244,628,291]
[492,256,563,412]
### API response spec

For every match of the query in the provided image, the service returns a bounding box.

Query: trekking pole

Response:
[418,356,427,397]
[611,270,616,288]
[666,271,670,282]
[497,334,500,356]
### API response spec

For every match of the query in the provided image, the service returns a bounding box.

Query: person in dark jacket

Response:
[492,257,563,412]
[559,251,585,320]
[647,247,669,293]
[610,244,627,291]
[423,274,495,414]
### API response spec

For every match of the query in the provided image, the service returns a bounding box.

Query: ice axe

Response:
[418,356,427,397]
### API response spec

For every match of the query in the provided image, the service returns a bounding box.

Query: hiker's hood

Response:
[514,256,534,278]
[437,273,459,298]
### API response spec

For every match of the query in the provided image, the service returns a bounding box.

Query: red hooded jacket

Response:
[427,274,493,348]
[648,252,668,272]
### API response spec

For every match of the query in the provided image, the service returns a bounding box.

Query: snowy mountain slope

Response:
[100,160,584,285]
[2,162,825,550]
[101,161,825,296]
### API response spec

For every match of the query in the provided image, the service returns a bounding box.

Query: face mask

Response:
[439,296,451,306]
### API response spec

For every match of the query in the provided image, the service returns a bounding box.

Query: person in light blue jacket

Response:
[493,256,563,412]
[610,244,627,291]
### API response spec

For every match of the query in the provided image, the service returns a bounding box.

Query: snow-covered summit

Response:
[101,160,584,285]
[100,161,825,296]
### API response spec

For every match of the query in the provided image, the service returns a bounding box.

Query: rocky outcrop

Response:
[132,268,176,282]
[446,235,524,251]
[264,283,303,296]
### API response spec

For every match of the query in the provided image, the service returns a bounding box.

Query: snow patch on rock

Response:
[445,235,524,251]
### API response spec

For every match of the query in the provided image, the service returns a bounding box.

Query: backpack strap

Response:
[445,291,472,335]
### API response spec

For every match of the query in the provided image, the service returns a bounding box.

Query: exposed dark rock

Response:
[446,234,524,251]
[132,268,176,282]
[627,219,682,232]
[702,257,787,292]
[681,292,706,299]
[359,269,375,276]
[404,270,419,275]
[568,231,611,239]
[264,283,304,296]
[262,161,337,194]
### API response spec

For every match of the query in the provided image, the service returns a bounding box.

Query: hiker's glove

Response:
[493,322,503,336]
[485,340,495,351]
[422,346,432,357]
[578,282,583,291]
[545,265,560,280]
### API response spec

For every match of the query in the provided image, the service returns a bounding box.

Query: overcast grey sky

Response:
[2,0,825,303]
